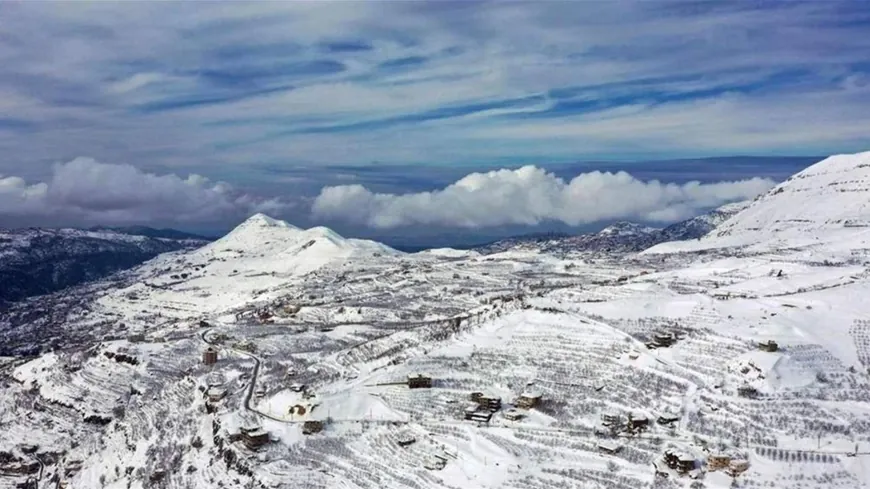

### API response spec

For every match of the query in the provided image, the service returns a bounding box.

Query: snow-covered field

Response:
[3,152,870,489]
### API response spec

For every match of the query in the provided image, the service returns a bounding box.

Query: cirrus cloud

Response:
[0,157,291,228]
[311,166,774,229]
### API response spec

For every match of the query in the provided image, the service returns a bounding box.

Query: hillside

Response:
[477,200,749,255]
[2,152,870,489]
[0,228,207,306]
[646,150,870,255]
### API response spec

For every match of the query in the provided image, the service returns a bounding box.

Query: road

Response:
[199,328,870,457]
[202,327,286,423]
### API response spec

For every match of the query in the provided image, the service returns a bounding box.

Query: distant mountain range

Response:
[0,204,754,306]
[0,227,210,306]
[474,200,750,255]
[88,225,214,241]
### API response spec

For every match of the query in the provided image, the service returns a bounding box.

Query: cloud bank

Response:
[311,166,774,229]
[0,158,290,227]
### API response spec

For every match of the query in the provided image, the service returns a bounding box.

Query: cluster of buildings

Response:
[652,449,750,480]
[459,388,545,424]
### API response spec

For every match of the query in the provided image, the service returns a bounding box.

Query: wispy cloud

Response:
[0,0,868,180]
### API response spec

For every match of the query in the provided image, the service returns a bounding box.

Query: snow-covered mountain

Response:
[0,227,208,306]
[646,150,870,255]
[477,200,749,255]
[3,152,870,489]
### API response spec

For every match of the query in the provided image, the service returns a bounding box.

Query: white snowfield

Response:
[3,151,870,489]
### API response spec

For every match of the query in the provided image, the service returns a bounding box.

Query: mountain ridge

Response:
[474,200,751,255]
[0,227,208,306]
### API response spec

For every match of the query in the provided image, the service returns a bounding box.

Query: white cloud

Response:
[311,166,774,228]
[0,157,292,227]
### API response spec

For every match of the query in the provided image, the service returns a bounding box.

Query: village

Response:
[194,327,771,486]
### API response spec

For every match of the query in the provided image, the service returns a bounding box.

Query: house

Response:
[516,390,543,409]
[290,383,306,393]
[758,340,778,352]
[396,432,416,447]
[423,453,448,470]
[707,454,731,471]
[737,385,759,398]
[601,412,621,426]
[303,420,324,435]
[728,459,750,476]
[664,450,694,473]
[202,347,218,365]
[471,392,502,411]
[676,454,695,473]
[408,373,432,389]
[656,413,680,425]
[597,440,622,454]
[628,413,649,430]
[652,332,676,347]
[127,333,145,343]
[206,387,227,403]
[464,405,494,423]
[628,350,640,360]
[503,408,524,421]
[241,428,269,450]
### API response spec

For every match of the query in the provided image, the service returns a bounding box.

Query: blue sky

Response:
[0,1,868,242]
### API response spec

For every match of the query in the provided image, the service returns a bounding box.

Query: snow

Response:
[7,152,870,489]
[646,150,870,253]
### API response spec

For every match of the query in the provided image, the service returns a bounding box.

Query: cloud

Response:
[0,157,291,227]
[311,166,774,228]
[0,1,868,180]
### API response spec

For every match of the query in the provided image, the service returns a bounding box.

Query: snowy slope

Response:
[88,214,404,319]
[646,151,870,253]
[0,227,206,304]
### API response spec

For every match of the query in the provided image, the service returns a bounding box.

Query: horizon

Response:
[0,153,821,249]
[1,1,869,243]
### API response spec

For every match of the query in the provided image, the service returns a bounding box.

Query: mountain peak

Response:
[241,213,296,229]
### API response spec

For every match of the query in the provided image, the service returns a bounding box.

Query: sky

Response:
[1,1,869,244]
